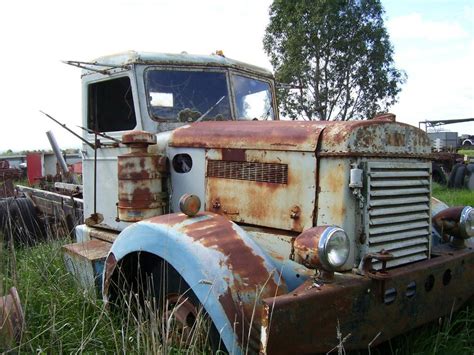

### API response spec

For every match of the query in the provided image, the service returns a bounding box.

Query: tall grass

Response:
[1,229,213,354]
[1,184,473,354]
[433,183,474,207]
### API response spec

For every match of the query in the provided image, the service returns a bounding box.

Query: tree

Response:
[263,0,406,121]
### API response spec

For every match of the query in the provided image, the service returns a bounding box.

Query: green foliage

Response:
[263,0,406,121]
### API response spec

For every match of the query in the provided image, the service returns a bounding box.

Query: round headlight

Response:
[460,206,474,239]
[319,227,350,269]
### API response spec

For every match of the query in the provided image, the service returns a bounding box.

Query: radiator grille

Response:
[366,161,431,269]
[207,160,288,184]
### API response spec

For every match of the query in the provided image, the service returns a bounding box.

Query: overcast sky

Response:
[0,0,472,152]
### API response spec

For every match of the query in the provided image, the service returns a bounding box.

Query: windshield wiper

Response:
[196,96,226,122]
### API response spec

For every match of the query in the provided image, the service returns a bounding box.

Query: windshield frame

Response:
[144,66,234,122]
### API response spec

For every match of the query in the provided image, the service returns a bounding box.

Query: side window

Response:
[232,75,274,120]
[88,77,136,132]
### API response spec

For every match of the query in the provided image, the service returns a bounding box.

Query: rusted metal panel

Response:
[245,226,314,291]
[316,158,358,270]
[319,119,432,156]
[26,153,43,185]
[170,119,431,157]
[16,185,83,227]
[0,160,22,183]
[222,148,246,162]
[117,131,168,222]
[206,149,317,232]
[105,212,287,353]
[74,224,119,244]
[0,180,15,198]
[170,121,325,152]
[262,245,474,354]
[63,239,111,293]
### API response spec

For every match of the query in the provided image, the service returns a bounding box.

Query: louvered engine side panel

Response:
[366,161,431,269]
[207,160,288,184]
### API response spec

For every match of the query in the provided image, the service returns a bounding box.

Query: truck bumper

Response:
[261,245,474,354]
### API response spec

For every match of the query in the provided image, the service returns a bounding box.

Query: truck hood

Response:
[169,119,431,156]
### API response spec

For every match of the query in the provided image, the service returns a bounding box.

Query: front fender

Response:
[104,212,287,354]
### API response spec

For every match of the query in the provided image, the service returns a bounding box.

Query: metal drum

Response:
[117,131,167,222]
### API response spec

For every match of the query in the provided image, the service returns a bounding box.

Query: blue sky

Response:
[383,0,473,133]
[0,0,472,151]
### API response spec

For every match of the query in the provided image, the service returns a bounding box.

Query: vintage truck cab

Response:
[67,51,473,354]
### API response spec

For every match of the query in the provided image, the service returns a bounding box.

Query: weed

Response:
[1,238,215,354]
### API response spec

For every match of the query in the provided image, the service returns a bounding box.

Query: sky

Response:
[0,0,472,152]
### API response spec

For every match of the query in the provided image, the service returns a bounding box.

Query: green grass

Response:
[433,183,474,206]
[1,239,123,353]
[458,149,474,157]
[0,237,212,354]
[1,184,473,354]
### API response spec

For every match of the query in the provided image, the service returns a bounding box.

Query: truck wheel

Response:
[453,165,467,189]
[447,163,462,188]
[467,174,474,190]
[152,260,223,352]
[432,163,447,185]
[0,198,45,245]
[108,252,223,352]
[11,198,46,245]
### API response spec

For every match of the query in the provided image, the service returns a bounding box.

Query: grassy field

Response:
[1,185,473,354]
[1,238,216,354]
[458,149,474,158]
[433,183,474,207]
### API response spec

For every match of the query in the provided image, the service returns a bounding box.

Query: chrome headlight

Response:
[293,226,351,271]
[318,227,350,269]
[460,206,474,239]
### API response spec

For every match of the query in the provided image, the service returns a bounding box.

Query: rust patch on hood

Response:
[169,121,326,152]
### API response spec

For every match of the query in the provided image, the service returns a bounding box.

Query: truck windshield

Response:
[232,75,274,120]
[146,70,231,121]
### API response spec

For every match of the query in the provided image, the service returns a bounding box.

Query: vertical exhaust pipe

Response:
[46,130,79,184]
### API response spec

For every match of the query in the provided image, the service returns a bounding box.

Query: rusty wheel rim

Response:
[0,287,25,346]
[164,293,198,341]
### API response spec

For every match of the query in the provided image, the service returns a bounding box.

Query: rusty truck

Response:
[18,51,474,354]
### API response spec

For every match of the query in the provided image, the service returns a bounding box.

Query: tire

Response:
[153,262,222,351]
[447,163,462,188]
[0,198,45,245]
[453,165,467,189]
[467,174,474,190]
[108,252,224,353]
[432,163,447,185]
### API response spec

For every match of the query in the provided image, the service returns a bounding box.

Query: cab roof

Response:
[89,50,273,78]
